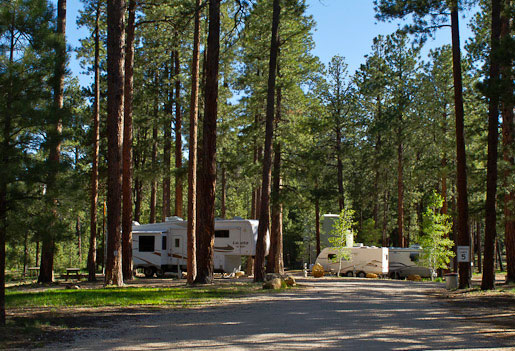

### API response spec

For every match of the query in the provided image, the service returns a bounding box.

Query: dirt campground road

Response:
[42,278,514,351]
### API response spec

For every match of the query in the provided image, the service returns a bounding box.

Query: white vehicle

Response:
[315,246,388,277]
[389,247,431,279]
[132,217,269,277]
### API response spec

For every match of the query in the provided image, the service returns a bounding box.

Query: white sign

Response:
[457,246,470,263]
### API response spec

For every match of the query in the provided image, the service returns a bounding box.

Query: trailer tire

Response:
[156,269,164,278]
[144,267,155,278]
[357,271,366,278]
[345,271,354,277]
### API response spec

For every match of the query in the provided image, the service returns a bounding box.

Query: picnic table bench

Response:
[27,267,40,277]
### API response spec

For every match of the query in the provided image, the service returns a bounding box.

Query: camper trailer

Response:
[388,247,431,279]
[315,246,388,277]
[132,217,269,277]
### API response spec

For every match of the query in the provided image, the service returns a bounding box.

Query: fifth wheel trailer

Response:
[132,217,270,277]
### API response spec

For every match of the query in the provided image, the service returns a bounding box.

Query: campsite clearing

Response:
[3,275,512,350]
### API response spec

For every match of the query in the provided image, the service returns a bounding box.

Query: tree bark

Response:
[481,0,501,291]
[195,0,220,284]
[397,128,404,248]
[88,0,101,283]
[336,125,345,211]
[315,196,320,257]
[150,79,159,224]
[221,167,226,218]
[187,0,201,285]
[39,0,66,284]
[174,50,184,218]
[122,0,135,281]
[267,85,283,275]
[500,0,515,284]
[450,4,471,289]
[104,0,125,287]
[162,55,173,222]
[254,0,280,283]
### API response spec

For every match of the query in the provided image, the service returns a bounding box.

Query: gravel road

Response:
[43,278,514,351]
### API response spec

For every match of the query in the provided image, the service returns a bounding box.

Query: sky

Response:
[63,0,476,88]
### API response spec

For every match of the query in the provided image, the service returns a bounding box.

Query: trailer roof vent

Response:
[165,216,183,222]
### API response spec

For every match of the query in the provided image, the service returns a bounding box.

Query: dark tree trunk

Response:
[88,0,101,282]
[450,5,471,289]
[187,0,201,285]
[39,0,66,284]
[221,167,226,218]
[500,0,515,284]
[315,195,320,257]
[163,55,173,222]
[105,0,125,287]
[195,0,220,285]
[476,221,482,273]
[254,0,280,283]
[174,50,184,218]
[382,191,389,247]
[267,85,283,275]
[397,128,404,248]
[150,83,159,224]
[482,0,501,291]
[122,0,135,281]
[336,125,345,211]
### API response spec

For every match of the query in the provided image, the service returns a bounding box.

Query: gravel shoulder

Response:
[33,276,514,351]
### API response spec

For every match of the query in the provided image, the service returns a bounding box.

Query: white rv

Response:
[132,217,269,277]
[315,246,388,277]
[389,247,431,279]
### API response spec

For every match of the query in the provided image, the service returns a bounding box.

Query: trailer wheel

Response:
[357,271,366,278]
[144,267,155,278]
[345,271,354,277]
[156,269,164,278]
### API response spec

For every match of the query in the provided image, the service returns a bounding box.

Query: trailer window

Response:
[409,252,419,262]
[328,254,336,260]
[215,230,229,238]
[175,238,180,248]
[162,236,167,250]
[139,236,155,252]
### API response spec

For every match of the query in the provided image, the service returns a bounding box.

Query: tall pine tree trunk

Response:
[267,85,283,275]
[39,0,66,284]
[397,127,404,247]
[482,0,501,290]
[174,50,184,218]
[255,0,280,282]
[122,0,136,281]
[88,0,101,282]
[195,0,220,284]
[162,56,173,222]
[187,0,201,285]
[450,4,471,289]
[336,125,345,211]
[500,0,515,284]
[105,0,125,287]
[150,122,158,224]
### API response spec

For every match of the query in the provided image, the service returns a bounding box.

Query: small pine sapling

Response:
[329,208,356,276]
[420,192,455,280]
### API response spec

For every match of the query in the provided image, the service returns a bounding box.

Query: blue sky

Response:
[63,0,475,88]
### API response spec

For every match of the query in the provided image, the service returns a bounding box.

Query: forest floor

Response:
[2,272,514,350]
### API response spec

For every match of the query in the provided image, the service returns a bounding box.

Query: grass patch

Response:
[6,284,260,308]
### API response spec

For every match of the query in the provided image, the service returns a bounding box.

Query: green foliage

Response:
[328,208,356,275]
[419,192,455,279]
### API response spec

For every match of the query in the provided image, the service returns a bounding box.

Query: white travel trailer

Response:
[132,217,269,277]
[314,246,388,277]
[389,247,431,279]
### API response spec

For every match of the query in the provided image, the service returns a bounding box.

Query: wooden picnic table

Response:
[27,267,40,277]
[65,267,81,281]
